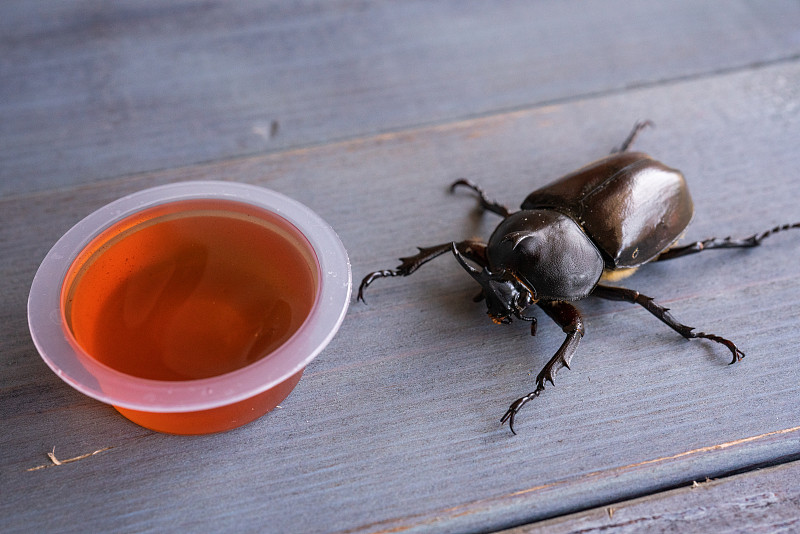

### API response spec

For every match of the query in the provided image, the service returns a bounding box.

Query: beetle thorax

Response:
[487,210,605,301]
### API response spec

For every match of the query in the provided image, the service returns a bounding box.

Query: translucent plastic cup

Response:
[28,181,351,434]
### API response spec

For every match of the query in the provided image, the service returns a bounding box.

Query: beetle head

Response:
[452,244,535,324]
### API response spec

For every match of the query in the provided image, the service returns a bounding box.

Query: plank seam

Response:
[3,53,800,204]
[346,425,800,534]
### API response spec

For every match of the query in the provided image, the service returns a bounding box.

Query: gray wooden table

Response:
[2,2,800,532]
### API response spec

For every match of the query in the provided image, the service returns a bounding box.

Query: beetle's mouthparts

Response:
[490,314,512,325]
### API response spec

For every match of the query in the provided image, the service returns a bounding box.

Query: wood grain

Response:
[500,460,800,533]
[3,0,800,195]
[3,61,800,532]
[2,2,800,533]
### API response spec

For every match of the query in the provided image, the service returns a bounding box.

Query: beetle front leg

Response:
[654,223,800,262]
[450,179,512,218]
[501,300,584,434]
[357,240,487,302]
[592,284,744,364]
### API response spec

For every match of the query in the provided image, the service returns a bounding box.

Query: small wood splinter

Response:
[27,446,113,471]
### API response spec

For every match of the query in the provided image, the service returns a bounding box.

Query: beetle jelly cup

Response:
[28,181,351,434]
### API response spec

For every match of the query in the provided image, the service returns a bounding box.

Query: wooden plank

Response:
[500,460,800,533]
[3,0,800,195]
[2,61,800,533]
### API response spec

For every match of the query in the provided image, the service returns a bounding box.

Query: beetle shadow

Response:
[447,185,507,239]
[462,206,495,237]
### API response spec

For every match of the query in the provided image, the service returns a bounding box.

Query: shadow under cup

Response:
[29,182,351,434]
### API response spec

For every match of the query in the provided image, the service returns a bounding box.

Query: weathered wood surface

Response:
[2,2,800,533]
[501,460,800,533]
[3,0,800,196]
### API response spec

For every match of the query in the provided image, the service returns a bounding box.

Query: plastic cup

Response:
[28,181,351,434]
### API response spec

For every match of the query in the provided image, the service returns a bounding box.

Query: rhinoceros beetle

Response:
[358,122,799,433]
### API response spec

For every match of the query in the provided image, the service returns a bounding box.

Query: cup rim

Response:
[28,181,351,412]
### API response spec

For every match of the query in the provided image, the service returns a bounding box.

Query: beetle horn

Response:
[451,243,485,283]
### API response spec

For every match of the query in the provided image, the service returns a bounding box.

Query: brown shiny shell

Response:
[521,152,694,268]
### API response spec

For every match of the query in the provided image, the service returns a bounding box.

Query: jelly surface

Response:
[64,200,317,381]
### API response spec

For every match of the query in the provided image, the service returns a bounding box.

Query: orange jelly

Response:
[61,198,319,432]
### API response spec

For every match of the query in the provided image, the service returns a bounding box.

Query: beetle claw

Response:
[357,269,399,303]
[500,400,524,435]
[728,347,746,365]
[691,331,745,365]
[501,386,544,434]
[500,408,517,435]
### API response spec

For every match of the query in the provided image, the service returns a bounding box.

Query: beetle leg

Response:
[654,223,800,262]
[450,179,512,218]
[611,120,654,154]
[592,285,745,364]
[501,300,584,434]
[529,315,538,336]
[357,240,487,302]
